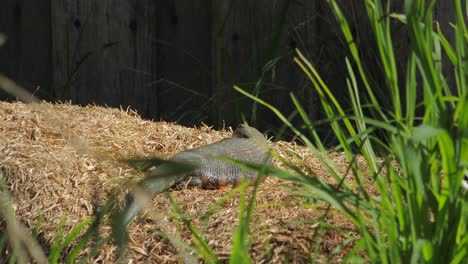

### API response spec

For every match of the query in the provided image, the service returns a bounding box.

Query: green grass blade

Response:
[49,218,93,263]
[166,193,218,263]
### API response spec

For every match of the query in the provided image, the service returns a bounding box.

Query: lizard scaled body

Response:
[120,124,271,226]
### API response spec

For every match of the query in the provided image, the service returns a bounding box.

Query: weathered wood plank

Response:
[218,0,341,134]
[51,0,157,115]
[0,0,52,100]
[435,1,457,93]
[154,0,213,125]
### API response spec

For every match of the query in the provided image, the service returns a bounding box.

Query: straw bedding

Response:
[0,101,371,263]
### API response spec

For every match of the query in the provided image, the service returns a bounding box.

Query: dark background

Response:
[0,0,457,141]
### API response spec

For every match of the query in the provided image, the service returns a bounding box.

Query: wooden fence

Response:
[0,0,458,137]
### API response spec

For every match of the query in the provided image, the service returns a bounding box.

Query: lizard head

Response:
[232,124,266,141]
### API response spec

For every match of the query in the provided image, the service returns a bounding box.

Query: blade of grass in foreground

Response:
[234,85,354,191]
[230,163,268,264]
[0,172,48,264]
[49,218,93,264]
[166,192,218,263]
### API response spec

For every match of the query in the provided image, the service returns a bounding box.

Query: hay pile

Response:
[0,101,367,263]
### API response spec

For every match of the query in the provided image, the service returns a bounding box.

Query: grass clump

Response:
[236,0,468,262]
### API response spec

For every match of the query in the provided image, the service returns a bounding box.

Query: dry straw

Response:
[0,99,375,262]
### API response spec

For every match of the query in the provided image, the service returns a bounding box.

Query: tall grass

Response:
[0,165,116,263]
[236,0,468,262]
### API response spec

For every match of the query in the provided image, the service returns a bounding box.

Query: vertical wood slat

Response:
[155,0,213,125]
[218,0,272,127]
[219,0,338,132]
[435,1,457,93]
[51,0,157,116]
[216,0,363,133]
[0,0,52,100]
[278,0,328,128]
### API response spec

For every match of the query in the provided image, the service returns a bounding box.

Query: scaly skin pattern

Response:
[120,124,271,226]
